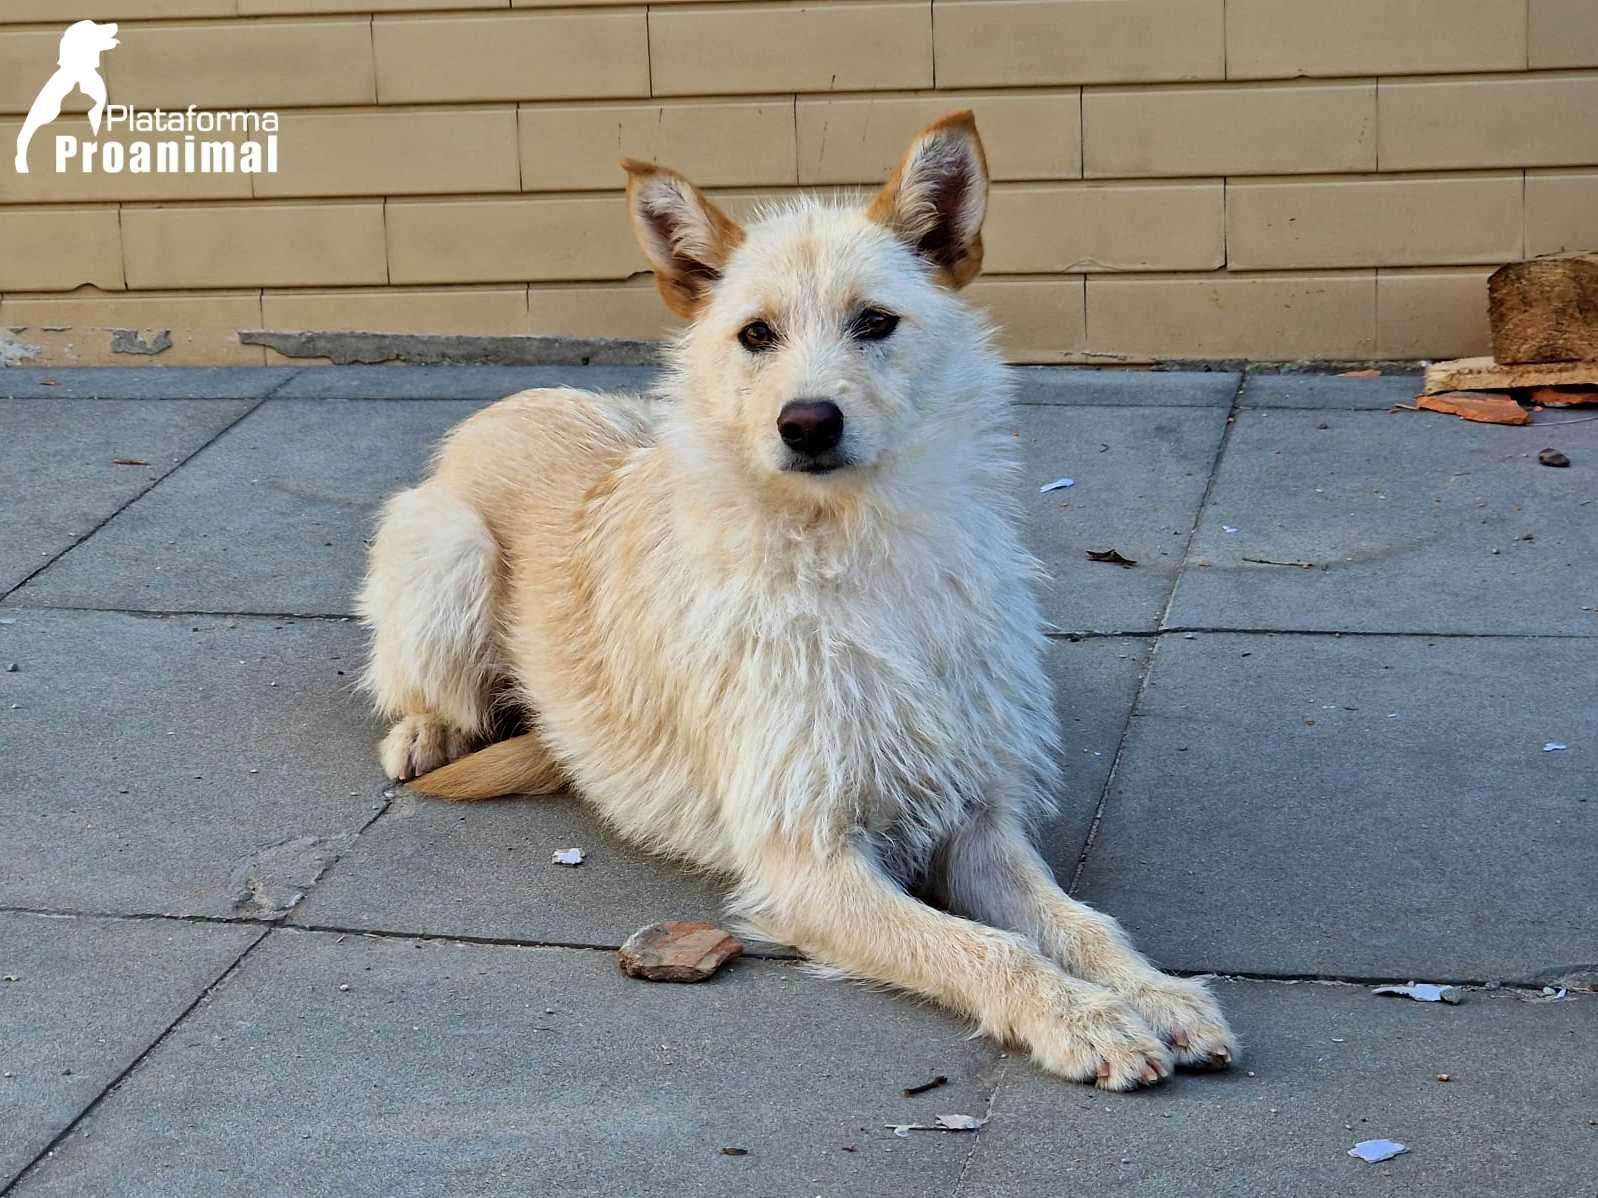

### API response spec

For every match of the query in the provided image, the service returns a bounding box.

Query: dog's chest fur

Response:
[529,455,1060,881]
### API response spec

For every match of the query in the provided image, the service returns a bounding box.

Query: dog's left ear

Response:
[867,110,989,289]
[623,160,745,319]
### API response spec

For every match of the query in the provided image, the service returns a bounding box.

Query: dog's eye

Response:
[851,308,899,342]
[737,320,778,353]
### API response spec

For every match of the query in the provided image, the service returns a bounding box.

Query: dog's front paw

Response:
[1120,976,1236,1072]
[1024,993,1174,1091]
[380,715,471,782]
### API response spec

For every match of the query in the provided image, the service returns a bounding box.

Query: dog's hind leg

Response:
[358,483,501,781]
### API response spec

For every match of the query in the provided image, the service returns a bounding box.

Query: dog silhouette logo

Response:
[15,19,120,175]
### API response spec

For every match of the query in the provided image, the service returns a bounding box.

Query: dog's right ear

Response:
[623,160,745,319]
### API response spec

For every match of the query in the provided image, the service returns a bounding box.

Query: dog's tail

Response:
[410,733,566,801]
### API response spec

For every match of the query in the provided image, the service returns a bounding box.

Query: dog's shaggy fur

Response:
[359,112,1236,1089]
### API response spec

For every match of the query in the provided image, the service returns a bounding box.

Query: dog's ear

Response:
[623,160,745,319]
[867,110,989,289]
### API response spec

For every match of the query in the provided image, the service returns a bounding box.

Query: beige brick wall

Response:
[1,0,1593,365]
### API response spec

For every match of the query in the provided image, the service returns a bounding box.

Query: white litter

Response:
[1222,525,1240,533]
[1543,742,1568,752]
[1349,1139,1408,1163]
[1372,982,1463,1004]
[551,847,585,866]
[887,1114,988,1137]
[1040,478,1075,493]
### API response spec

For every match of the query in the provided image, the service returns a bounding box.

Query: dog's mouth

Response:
[782,453,851,476]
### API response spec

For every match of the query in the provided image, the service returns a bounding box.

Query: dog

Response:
[14,19,119,175]
[359,111,1236,1089]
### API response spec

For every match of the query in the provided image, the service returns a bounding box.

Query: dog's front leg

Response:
[932,813,1236,1071]
[741,841,1172,1090]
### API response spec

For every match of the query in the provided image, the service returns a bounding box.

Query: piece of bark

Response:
[1489,255,1598,364]
[1414,391,1531,425]
[618,920,743,983]
[1527,386,1598,408]
[1423,357,1598,395]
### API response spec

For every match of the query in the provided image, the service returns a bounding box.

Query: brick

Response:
[0,289,265,364]
[0,29,94,113]
[262,287,530,335]
[650,2,932,96]
[1,115,253,202]
[934,0,1224,88]
[0,1,232,20]
[0,206,123,291]
[1226,174,1522,271]
[1530,0,1598,68]
[387,196,644,285]
[1376,268,1493,359]
[108,18,376,108]
[965,276,1086,362]
[255,109,520,199]
[527,281,678,341]
[1379,73,1598,171]
[1086,272,1376,361]
[985,181,1224,273]
[1526,169,1598,257]
[374,11,648,104]
[797,92,1080,184]
[1083,81,1375,178]
[122,201,387,289]
[520,99,796,191]
[1226,0,1525,79]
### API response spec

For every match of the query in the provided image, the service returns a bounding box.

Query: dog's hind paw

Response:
[1120,976,1237,1072]
[380,715,472,782]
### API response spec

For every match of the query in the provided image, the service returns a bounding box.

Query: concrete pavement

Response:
[1,365,1594,1196]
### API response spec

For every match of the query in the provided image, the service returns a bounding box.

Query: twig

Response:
[902,1075,949,1097]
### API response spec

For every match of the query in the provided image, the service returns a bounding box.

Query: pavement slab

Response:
[1018,404,1229,632]
[298,638,1149,947]
[1240,371,1424,411]
[1073,632,1598,981]
[9,929,1001,1198]
[0,608,384,919]
[957,978,1597,1198]
[272,363,659,401]
[15,399,483,615]
[1013,368,1240,407]
[1167,406,1598,635]
[0,368,300,401]
[0,399,252,596]
[0,912,262,1189]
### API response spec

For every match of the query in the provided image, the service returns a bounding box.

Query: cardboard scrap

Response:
[1424,356,1598,395]
[1414,391,1531,425]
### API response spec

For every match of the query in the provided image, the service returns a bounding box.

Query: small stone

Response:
[618,920,743,983]
[338,983,350,992]
[719,1147,749,1156]
[5,663,17,672]
[1436,1073,1451,1082]
[1538,447,1570,468]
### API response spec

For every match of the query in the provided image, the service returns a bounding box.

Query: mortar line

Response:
[0,385,291,605]
[1067,370,1246,895]
[0,929,271,1197]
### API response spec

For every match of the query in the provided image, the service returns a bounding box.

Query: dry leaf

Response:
[1086,549,1137,568]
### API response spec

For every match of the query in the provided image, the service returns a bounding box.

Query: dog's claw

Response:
[1170,1029,1189,1048]
[1095,1060,1111,1080]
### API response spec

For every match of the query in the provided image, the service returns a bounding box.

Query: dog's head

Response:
[625,112,997,495]
[58,19,120,68]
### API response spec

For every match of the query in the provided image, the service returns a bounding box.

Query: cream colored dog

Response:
[359,112,1236,1089]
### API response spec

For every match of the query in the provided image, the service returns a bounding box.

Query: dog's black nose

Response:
[777,400,844,454]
